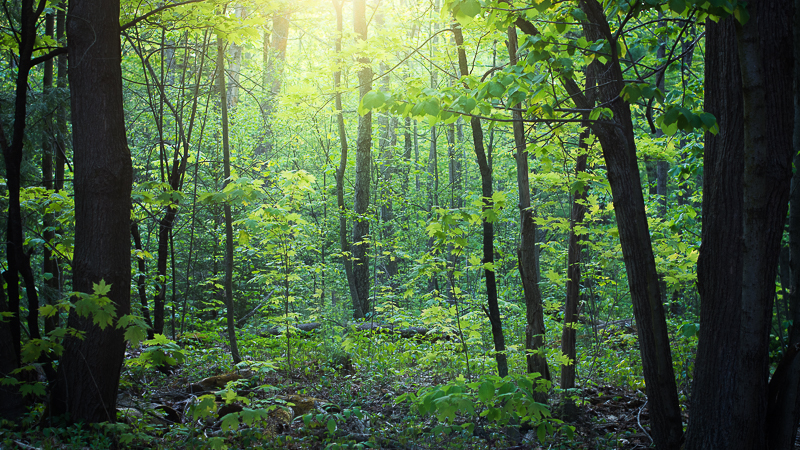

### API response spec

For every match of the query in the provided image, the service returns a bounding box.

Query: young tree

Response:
[453,24,508,377]
[50,0,133,423]
[217,33,242,364]
[351,0,373,318]
[507,26,549,387]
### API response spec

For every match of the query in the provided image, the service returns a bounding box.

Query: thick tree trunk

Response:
[775,0,800,446]
[217,35,242,364]
[507,26,549,388]
[50,0,132,423]
[685,16,744,450]
[351,0,373,318]
[734,1,794,448]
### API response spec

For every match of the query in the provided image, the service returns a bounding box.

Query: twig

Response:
[13,440,39,450]
[637,400,652,444]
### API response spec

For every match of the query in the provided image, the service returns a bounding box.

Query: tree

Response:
[50,0,133,423]
[351,0,373,319]
[217,32,242,364]
[453,23,508,377]
[507,26,550,388]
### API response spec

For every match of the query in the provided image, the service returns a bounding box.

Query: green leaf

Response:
[487,81,505,98]
[93,280,112,296]
[668,0,686,13]
[20,382,46,397]
[460,0,481,17]
[221,413,240,432]
[478,381,495,403]
[327,417,336,434]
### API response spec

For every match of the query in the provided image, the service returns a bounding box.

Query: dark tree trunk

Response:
[561,128,590,393]
[561,60,597,398]
[578,2,683,447]
[351,0,373,319]
[331,0,361,317]
[507,26,549,388]
[217,35,242,364]
[50,0,132,423]
[453,24,507,377]
[1,0,48,371]
[685,16,744,450]
[734,1,794,448]
[776,0,800,445]
[131,223,154,336]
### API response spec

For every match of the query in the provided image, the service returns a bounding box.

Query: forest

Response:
[0,0,797,449]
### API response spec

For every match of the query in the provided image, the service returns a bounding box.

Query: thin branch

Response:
[120,0,207,32]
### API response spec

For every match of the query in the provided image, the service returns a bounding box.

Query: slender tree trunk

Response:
[41,12,60,337]
[351,0,373,318]
[507,26,549,388]
[131,223,154,337]
[50,0,132,423]
[561,62,597,400]
[217,35,242,364]
[577,2,682,447]
[453,23,507,377]
[1,0,47,370]
[261,8,291,155]
[332,0,361,317]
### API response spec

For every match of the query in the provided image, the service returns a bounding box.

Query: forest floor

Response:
[5,329,665,449]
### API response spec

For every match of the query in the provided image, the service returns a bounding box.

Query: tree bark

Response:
[734,1,794,448]
[453,23,507,377]
[217,35,242,364]
[507,26,549,388]
[775,0,800,446]
[685,16,744,450]
[331,0,361,317]
[50,0,132,423]
[351,0,373,318]
[577,2,682,447]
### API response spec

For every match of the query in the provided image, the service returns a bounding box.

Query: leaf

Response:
[221,413,240,432]
[477,381,495,403]
[327,417,336,434]
[668,0,685,13]
[20,382,46,397]
[124,325,147,348]
[460,0,481,17]
[93,280,112,296]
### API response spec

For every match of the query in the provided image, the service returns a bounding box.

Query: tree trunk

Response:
[577,2,682,447]
[331,0,361,317]
[261,8,291,154]
[217,35,242,364]
[734,1,793,448]
[351,0,373,319]
[684,16,744,450]
[50,0,132,423]
[774,0,800,446]
[131,223,154,337]
[507,26,550,388]
[453,24,507,377]
[561,61,597,399]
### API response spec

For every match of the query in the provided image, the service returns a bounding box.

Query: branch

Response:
[29,47,67,67]
[120,0,207,32]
